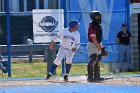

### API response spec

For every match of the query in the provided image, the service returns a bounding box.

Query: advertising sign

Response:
[32,9,64,43]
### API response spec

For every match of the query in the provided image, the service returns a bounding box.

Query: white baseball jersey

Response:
[57,28,80,50]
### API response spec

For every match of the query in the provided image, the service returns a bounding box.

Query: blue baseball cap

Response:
[69,20,78,28]
[122,23,127,27]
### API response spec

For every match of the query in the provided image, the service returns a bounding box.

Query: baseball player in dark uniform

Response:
[87,11,104,82]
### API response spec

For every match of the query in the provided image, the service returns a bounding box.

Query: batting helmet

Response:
[69,20,78,28]
[90,11,102,24]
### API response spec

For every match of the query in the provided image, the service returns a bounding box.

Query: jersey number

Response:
[71,42,73,46]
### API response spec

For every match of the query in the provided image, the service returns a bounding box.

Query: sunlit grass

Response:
[11,62,47,78]
[0,62,139,78]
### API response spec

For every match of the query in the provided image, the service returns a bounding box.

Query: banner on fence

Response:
[73,44,119,63]
[32,9,64,43]
[68,0,128,63]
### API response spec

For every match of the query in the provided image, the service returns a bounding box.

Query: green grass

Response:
[0,62,139,78]
[11,62,47,78]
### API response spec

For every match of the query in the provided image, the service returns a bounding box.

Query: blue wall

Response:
[62,0,129,63]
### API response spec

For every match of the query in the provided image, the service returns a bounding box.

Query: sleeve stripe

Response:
[90,34,96,37]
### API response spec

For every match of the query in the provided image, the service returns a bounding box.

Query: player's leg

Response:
[63,63,72,82]
[87,42,99,82]
[94,54,104,80]
[64,51,74,82]
[126,45,132,71]
[87,54,97,81]
[46,47,65,80]
[118,45,125,72]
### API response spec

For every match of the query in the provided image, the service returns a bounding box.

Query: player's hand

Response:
[49,41,54,49]
[101,47,108,56]
[97,44,102,51]
[72,48,76,53]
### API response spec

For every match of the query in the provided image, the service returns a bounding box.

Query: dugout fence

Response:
[0,0,131,78]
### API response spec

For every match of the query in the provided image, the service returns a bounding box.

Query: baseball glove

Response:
[101,47,108,56]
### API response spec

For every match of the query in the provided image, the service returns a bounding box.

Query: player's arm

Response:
[49,36,59,49]
[72,33,80,53]
[88,26,101,50]
[91,36,101,50]
[129,32,132,44]
[49,29,64,49]
[72,43,80,53]
[116,32,120,44]
[116,37,120,44]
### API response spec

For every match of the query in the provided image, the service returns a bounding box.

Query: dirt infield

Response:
[0,75,140,87]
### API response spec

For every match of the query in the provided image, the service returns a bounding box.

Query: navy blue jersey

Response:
[117,31,132,45]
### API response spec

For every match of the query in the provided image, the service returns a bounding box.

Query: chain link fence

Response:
[0,0,132,78]
[0,0,88,78]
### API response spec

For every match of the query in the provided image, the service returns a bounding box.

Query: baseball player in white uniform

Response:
[45,20,80,82]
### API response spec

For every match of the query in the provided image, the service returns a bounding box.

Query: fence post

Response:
[6,0,11,77]
[47,46,53,74]
[27,39,33,62]
[44,45,48,62]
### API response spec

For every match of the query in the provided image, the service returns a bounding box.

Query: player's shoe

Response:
[63,75,68,82]
[45,74,51,80]
[87,77,97,82]
[95,77,105,81]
